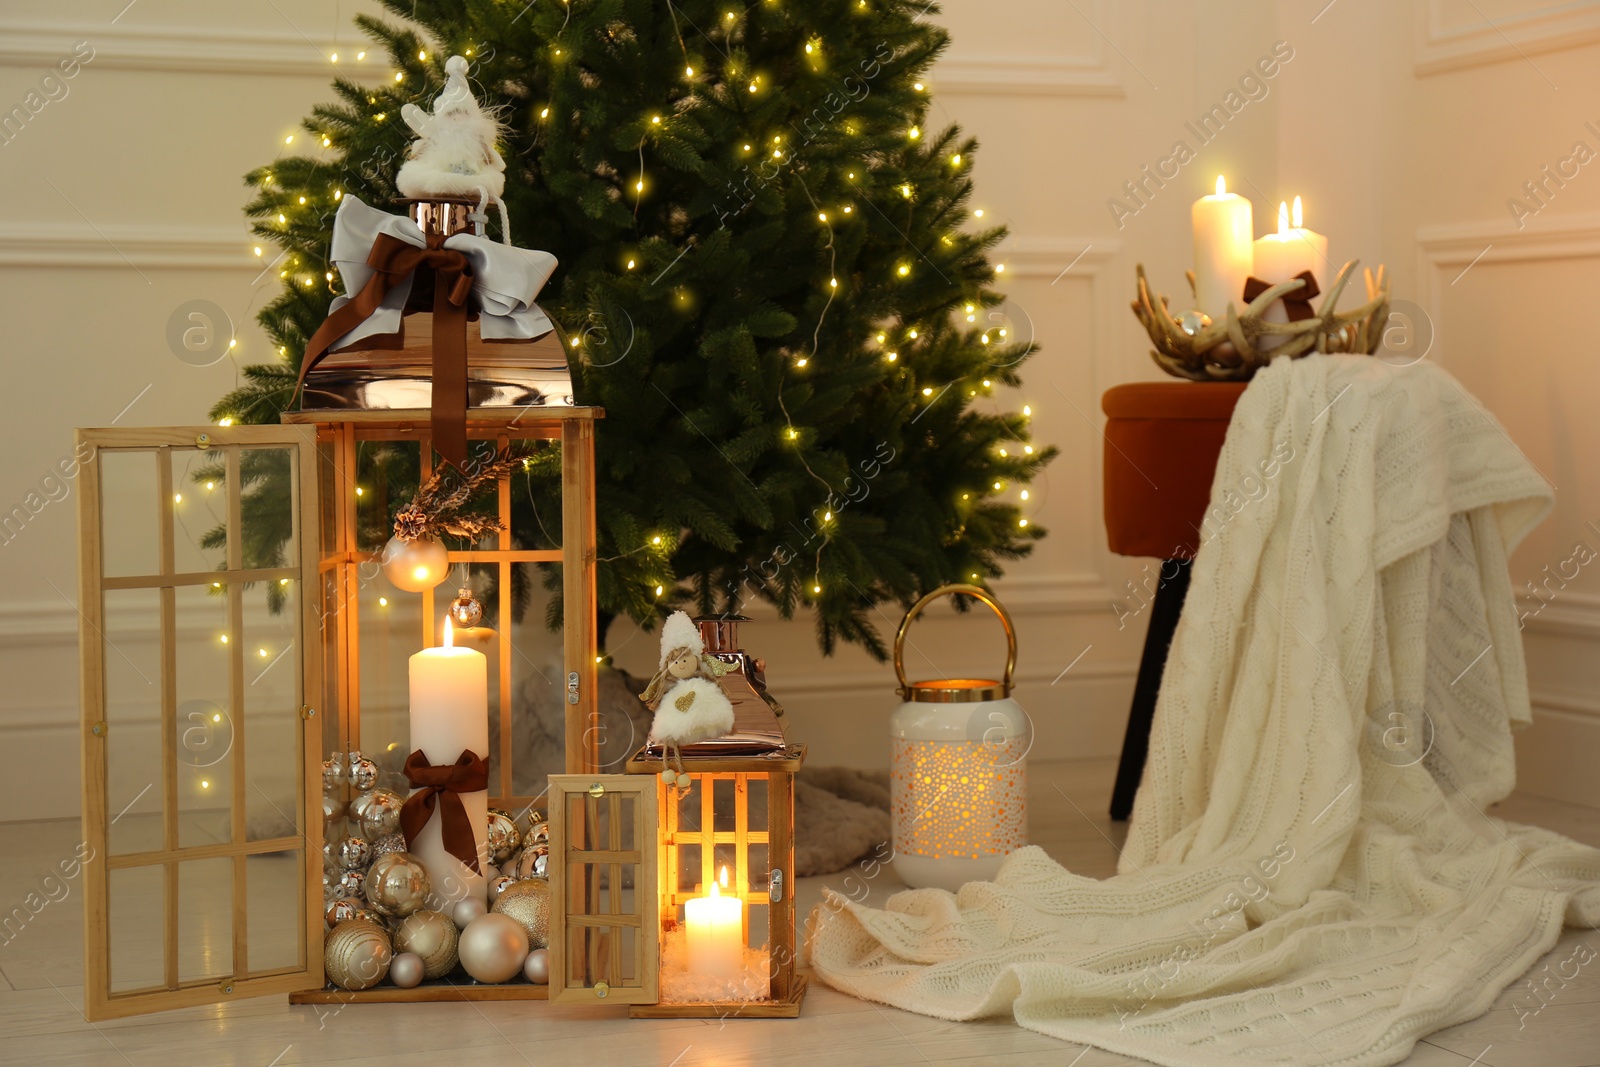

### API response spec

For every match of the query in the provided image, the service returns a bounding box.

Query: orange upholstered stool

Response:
[1102,381,1246,819]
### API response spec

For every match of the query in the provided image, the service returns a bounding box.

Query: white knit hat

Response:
[658,611,703,668]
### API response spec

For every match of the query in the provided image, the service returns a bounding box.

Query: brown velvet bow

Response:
[297,231,477,469]
[399,748,489,875]
[1243,270,1321,321]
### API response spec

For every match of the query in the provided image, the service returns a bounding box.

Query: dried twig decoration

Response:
[392,447,530,543]
[1132,259,1390,382]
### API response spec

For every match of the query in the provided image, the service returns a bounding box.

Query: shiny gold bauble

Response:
[491,878,550,949]
[394,909,459,980]
[510,844,548,881]
[381,534,450,592]
[458,913,528,984]
[448,587,484,628]
[324,918,392,991]
[364,853,431,919]
[358,789,405,839]
[325,899,359,928]
[485,809,521,864]
[338,836,372,871]
[488,875,516,905]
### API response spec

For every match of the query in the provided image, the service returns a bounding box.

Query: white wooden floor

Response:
[1,757,1596,1067]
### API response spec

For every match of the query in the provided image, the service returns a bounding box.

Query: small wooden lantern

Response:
[74,408,603,1019]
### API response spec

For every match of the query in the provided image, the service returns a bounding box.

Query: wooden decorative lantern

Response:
[74,406,601,1019]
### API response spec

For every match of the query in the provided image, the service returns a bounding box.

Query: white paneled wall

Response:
[2,0,1596,821]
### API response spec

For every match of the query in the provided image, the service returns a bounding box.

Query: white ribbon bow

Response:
[324,194,558,351]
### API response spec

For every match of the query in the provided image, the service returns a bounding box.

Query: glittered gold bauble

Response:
[359,789,405,840]
[324,918,392,991]
[458,913,528,984]
[338,836,372,871]
[485,809,521,865]
[523,947,549,984]
[395,909,459,979]
[364,853,431,919]
[448,587,484,629]
[451,898,488,930]
[381,534,450,592]
[491,878,550,949]
[389,951,425,988]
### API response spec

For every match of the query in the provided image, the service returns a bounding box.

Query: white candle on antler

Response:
[1252,197,1329,351]
[1191,175,1254,318]
[408,617,490,906]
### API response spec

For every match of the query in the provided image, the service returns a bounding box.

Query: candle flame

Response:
[719,865,729,889]
[443,616,454,648]
[1277,201,1289,237]
[1215,175,1226,196]
[1292,195,1303,229]
[708,879,721,899]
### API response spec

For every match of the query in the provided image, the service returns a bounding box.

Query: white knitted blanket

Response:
[807,355,1600,1066]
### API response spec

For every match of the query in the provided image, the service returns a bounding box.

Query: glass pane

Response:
[104,588,162,856]
[175,583,232,849]
[356,572,412,761]
[108,865,164,993]
[237,446,295,570]
[244,579,301,841]
[178,857,232,983]
[675,842,702,897]
[98,451,159,578]
[246,851,303,976]
[169,449,226,576]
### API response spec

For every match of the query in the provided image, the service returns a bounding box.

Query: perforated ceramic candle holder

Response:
[889,585,1029,892]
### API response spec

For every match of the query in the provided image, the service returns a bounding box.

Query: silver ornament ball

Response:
[523,947,549,984]
[338,869,366,900]
[448,587,484,629]
[346,751,379,792]
[359,789,405,840]
[338,836,372,871]
[451,897,488,930]
[322,753,347,792]
[364,853,432,919]
[485,809,521,865]
[388,951,425,989]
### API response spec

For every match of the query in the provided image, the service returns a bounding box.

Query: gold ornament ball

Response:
[488,875,516,905]
[451,897,488,930]
[458,913,529,984]
[365,853,431,919]
[324,918,392,991]
[511,844,548,881]
[325,899,358,928]
[389,951,425,988]
[395,909,459,979]
[449,587,484,628]
[486,809,521,864]
[381,534,450,592]
[359,789,405,839]
[491,878,550,949]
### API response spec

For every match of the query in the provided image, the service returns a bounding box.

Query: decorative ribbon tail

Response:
[399,748,489,876]
[429,252,472,471]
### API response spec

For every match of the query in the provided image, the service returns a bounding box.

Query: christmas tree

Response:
[218,0,1055,658]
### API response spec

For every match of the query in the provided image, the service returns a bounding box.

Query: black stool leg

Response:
[1110,558,1192,821]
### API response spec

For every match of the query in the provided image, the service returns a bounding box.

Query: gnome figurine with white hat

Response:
[397,55,506,201]
[642,612,736,792]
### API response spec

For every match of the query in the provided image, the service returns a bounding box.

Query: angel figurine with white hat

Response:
[642,612,735,791]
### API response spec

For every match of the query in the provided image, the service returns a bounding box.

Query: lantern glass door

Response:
[78,426,324,1021]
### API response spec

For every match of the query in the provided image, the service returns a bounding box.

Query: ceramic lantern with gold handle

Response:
[890,585,1030,892]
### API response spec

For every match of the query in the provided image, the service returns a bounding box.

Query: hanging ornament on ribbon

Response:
[379,448,528,592]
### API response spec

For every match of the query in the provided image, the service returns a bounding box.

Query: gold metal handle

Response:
[893,584,1016,699]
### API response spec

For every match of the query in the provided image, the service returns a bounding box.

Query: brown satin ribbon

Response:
[296,232,476,469]
[1243,270,1321,321]
[400,748,489,875]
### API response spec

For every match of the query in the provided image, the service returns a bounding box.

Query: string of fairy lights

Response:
[233,10,1039,608]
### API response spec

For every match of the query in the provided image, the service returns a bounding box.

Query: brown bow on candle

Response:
[297,231,477,469]
[1243,270,1321,321]
[399,748,489,875]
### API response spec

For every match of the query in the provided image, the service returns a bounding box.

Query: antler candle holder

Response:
[1132,260,1390,381]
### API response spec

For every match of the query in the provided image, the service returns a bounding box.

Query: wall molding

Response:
[0,21,344,78]
[0,17,1126,97]
[1416,213,1600,361]
[1414,0,1600,76]
[0,221,258,270]
[1520,590,1600,640]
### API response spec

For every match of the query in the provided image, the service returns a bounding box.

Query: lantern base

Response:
[628,975,808,1019]
[289,979,549,1004]
[894,854,1008,893]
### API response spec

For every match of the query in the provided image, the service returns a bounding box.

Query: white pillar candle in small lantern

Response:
[890,585,1029,892]
[684,866,744,979]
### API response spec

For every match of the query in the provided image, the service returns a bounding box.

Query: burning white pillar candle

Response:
[1191,175,1254,317]
[1252,197,1329,350]
[408,618,490,907]
[684,867,744,979]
